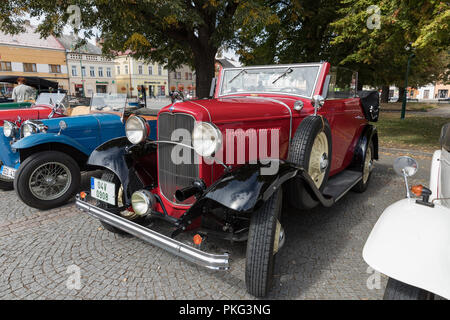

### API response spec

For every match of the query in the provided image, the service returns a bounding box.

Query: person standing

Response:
[12,78,35,102]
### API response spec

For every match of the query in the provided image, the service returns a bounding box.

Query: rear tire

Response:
[245,188,283,297]
[14,151,80,210]
[287,116,332,209]
[383,277,434,300]
[352,141,374,193]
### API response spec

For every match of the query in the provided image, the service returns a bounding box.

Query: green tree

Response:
[235,0,344,65]
[330,0,449,98]
[0,0,277,98]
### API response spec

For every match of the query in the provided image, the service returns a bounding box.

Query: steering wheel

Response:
[48,103,66,118]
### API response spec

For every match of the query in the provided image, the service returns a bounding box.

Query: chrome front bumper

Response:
[75,197,230,271]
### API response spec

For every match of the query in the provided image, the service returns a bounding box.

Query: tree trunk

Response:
[398,87,405,102]
[380,85,390,103]
[193,49,217,99]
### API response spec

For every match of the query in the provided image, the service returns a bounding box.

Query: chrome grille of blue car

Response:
[157,112,198,205]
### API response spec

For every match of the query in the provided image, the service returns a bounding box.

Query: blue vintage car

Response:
[2,94,157,210]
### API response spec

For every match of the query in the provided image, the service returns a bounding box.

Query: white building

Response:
[58,34,116,96]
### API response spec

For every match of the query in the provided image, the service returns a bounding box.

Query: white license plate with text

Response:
[0,166,16,179]
[90,177,116,205]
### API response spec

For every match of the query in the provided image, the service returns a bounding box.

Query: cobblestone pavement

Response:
[0,150,432,300]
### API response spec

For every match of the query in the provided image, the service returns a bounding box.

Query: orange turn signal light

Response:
[411,185,423,197]
[80,191,87,199]
[193,234,203,246]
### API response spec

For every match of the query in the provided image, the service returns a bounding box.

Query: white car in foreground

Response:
[363,123,450,300]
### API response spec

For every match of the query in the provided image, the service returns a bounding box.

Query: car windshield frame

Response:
[89,93,129,113]
[218,63,323,99]
[35,93,67,107]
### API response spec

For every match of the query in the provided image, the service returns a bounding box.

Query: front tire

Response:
[14,151,81,210]
[245,188,283,297]
[0,177,13,190]
[383,277,434,300]
[97,170,129,235]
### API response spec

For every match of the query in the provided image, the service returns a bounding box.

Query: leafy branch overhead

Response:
[0,0,278,98]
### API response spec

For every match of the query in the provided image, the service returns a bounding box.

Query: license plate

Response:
[90,177,115,205]
[0,166,16,179]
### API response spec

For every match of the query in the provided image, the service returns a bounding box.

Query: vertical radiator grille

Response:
[158,112,198,205]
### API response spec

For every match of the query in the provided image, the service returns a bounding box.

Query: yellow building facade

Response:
[0,24,69,93]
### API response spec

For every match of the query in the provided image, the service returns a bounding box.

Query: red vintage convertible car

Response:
[76,62,380,297]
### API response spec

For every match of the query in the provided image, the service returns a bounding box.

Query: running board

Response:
[323,170,362,203]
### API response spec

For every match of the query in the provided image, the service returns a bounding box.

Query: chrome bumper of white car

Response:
[75,197,230,271]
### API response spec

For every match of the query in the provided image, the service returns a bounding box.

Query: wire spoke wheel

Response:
[29,162,72,201]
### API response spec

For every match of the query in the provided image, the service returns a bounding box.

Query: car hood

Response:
[37,113,122,133]
[159,96,308,123]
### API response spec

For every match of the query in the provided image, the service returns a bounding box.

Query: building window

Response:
[117,66,120,75]
[81,66,86,77]
[148,66,153,75]
[177,72,181,79]
[49,64,61,73]
[189,73,192,80]
[0,61,12,71]
[98,67,104,77]
[158,65,162,76]
[438,90,449,99]
[71,66,77,76]
[125,65,129,75]
[138,65,143,75]
[90,66,95,77]
[106,67,112,78]
[23,63,37,73]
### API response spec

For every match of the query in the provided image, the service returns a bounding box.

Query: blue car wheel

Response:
[14,151,81,210]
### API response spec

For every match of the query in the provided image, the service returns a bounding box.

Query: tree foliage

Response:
[0,0,278,98]
[330,0,449,88]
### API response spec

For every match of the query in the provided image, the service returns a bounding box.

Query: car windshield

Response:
[90,93,128,112]
[220,65,320,98]
[35,93,67,107]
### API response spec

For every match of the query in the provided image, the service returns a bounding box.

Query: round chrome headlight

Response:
[22,123,36,137]
[131,190,156,216]
[192,122,222,157]
[3,121,16,138]
[126,116,149,145]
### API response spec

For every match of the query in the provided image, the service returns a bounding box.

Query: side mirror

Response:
[312,95,325,115]
[393,156,418,177]
[393,156,418,199]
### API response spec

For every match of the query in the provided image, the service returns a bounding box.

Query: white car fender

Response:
[429,150,441,203]
[363,198,450,299]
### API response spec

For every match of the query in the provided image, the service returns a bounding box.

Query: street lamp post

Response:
[401,44,415,119]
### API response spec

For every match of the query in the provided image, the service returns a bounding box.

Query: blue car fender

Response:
[12,132,92,156]
[0,127,20,168]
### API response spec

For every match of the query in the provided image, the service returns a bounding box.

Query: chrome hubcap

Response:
[29,162,72,201]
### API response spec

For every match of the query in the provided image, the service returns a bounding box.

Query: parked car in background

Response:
[0,93,69,189]
[363,123,450,300]
[9,94,156,210]
[77,62,380,297]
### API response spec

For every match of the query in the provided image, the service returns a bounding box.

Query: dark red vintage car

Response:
[76,62,380,297]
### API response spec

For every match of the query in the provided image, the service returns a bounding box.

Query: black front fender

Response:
[88,137,156,203]
[176,161,334,229]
